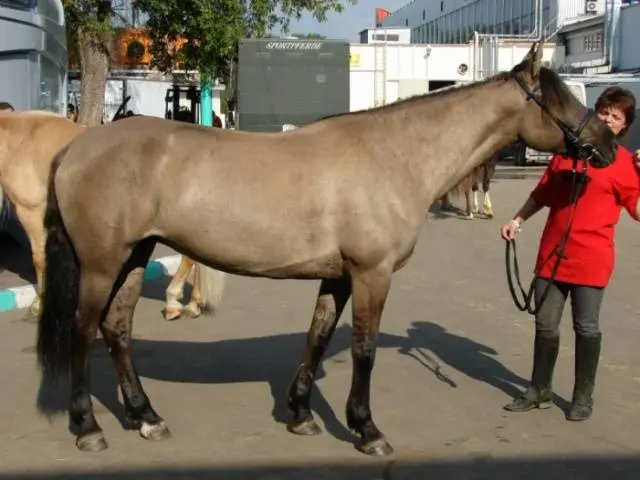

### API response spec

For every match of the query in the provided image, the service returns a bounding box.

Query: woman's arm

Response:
[511,197,542,227]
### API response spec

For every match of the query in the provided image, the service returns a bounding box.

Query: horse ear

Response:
[521,42,538,65]
[521,42,543,80]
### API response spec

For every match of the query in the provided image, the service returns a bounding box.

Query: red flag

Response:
[375,8,391,27]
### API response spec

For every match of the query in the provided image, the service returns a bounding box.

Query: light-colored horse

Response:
[36,43,615,456]
[441,152,498,219]
[0,111,224,318]
[0,111,84,316]
[163,255,225,320]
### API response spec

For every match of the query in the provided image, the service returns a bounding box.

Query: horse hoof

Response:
[139,421,171,441]
[140,421,171,441]
[164,309,183,321]
[21,311,38,324]
[356,437,394,456]
[28,304,40,319]
[485,211,494,219]
[287,418,322,436]
[464,213,474,220]
[76,431,108,452]
[183,305,202,319]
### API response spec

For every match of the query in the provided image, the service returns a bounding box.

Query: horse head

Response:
[510,42,616,168]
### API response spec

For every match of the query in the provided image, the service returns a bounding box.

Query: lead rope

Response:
[505,159,586,315]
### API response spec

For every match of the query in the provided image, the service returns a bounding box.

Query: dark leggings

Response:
[534,277,604,338]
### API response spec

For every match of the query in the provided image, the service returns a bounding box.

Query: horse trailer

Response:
[235,38,351,132]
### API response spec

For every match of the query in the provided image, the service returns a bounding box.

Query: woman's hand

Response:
[501,219,522,241]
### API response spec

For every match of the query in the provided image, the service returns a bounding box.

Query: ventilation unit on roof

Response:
[585,0,598,14]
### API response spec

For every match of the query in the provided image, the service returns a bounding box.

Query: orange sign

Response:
[117,28,153,66]
[114,29,188,68]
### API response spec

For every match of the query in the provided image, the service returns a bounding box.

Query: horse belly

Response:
[167,223,345,280]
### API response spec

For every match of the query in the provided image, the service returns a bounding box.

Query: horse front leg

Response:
[287,277,351,435]
[346,267,393,456]
[164,255,195,320]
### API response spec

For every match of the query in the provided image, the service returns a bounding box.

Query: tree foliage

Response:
[63,1,354,124]
[291,32,327,39]
[134,0,356,79]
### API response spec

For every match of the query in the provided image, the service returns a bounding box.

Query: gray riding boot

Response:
[504,334,559,412]
[566,333,601,421]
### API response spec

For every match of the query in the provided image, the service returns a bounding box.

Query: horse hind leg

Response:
[69,267,130,452]
[13,204,46,320]
[287,277,351,436]
[184,263,226,318]
[481,160,495,218]
[346,266,393,456]
[183,261,203,318]
[464,190,474,220]
[164,255,194,321]
[482,190,494,218]
[99,238,171,442]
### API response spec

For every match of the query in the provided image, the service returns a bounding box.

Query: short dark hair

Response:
[0,101,14,111]
[595,86,636,136]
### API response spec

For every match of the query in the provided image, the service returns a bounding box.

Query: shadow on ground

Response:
[0,235,36,285]
[3,455,640,479]
[34,321,565,447]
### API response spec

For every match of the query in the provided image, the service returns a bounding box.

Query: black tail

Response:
[36,151,80,383]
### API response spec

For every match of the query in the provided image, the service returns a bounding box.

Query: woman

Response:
[500,86,639,422]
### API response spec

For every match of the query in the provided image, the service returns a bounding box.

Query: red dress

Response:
[530,146,640,287]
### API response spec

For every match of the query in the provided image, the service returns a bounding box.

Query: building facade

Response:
[0,0,67,114]
[381,0,609,45]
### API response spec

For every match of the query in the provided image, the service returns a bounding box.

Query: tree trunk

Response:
[77,27,110,126]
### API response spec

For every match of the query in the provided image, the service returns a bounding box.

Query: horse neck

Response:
[361,79,522,205]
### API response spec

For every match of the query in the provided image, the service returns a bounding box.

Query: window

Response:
[38,0,63,24]
[583,31,603,53]
[39,54,63,113]
[440,1,444,12]
[373,34,400,41]
[0,0,37,10]
[423,9,426,20]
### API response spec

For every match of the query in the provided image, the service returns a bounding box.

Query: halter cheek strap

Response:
[511,72,599,163]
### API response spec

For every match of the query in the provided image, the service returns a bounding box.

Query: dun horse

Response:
[36,44,616,456]
[0,111,223,319]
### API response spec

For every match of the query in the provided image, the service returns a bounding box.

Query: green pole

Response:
[200,72,213,127]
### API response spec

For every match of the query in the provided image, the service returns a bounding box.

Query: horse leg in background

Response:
[464,185,476,220]
[184,263,226,318]
[99,238,170,445]
[346,266,393,456]
[164,255,195,320]
[183,262,203,318]
[481,157,497,218]
[471,180,480,217]
[14,204,46,319]
[287,277,351,436]
[439,193,455,212]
